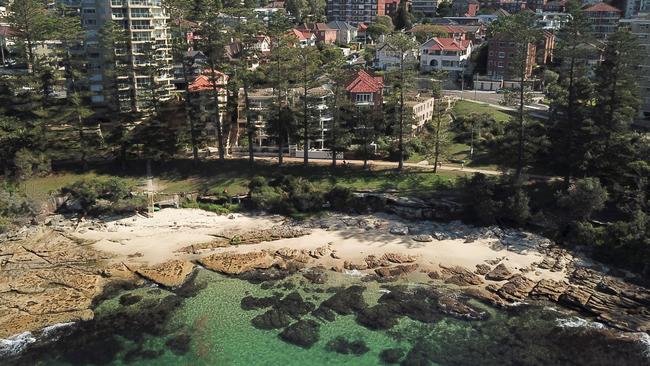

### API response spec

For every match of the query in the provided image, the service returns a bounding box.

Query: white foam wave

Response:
[344,269,363,277]
[556,316,606,329]
[0,332,37,358]
[41,322,75,338]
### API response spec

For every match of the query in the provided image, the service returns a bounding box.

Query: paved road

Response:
[249,156,504,176]
[444,90,550,120]
[250,156,558,181]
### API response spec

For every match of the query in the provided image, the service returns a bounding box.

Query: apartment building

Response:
[412,0,439,16]
[486,34,537,80]
[326,0,388,25]
[584,2,621,39]
[61,0,173,113]
[405,93,436,134]
[620,13,650,127]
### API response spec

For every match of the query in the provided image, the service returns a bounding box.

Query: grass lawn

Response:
[452,100,512,123]
[20,159,463,204]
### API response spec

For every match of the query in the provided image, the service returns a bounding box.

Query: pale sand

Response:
[76,208,568,282]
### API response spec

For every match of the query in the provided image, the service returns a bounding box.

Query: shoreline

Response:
[1,208,649,346]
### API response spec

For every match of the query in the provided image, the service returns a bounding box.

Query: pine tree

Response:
[488,13,540,180]
[197,19,228,160]
[393,0,412,30]
[385,32,418,171]
[7,0,54,73]
[546,0,596,186]
[294,46,322,165]
[590,29,641,183]
[427,100,453,173]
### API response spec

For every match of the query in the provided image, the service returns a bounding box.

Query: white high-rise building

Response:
[624,0,650,18]
[59,0,173,113]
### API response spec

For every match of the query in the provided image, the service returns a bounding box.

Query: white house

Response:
[420,37,472,73]
[287,29,317,48]
[375,42,419,71]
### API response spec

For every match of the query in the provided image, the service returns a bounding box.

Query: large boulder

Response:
[485,263,513,281]
[198,251,274,274]
[374,264,419,278]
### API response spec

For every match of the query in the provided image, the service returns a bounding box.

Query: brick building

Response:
[345,69,385,107]
[486,34,537,79]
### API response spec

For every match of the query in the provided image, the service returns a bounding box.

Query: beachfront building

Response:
[60,0,174,113]
[412,0,439,16]
[486,33,536,80]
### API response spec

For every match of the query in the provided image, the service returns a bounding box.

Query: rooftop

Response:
[584,2,621,13]
[422,37,471,52]
[345,70,384,94]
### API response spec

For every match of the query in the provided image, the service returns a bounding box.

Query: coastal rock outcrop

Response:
[382,253,417,264]
[0,228,112,338]
[135,260,195,288]
[440,265,484,286]
[197,251,274,274]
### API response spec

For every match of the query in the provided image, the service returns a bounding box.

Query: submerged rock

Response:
[165,333,191,356]
[325,336,369,355]
[302,267,328,284]
[251,309,292,330]
[119,293,142,306]
[240,294,281,310]
[278,320,320,348]
[317,285,368,316]
[379,348,405,364]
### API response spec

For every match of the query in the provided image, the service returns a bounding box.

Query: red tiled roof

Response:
[358,23,368,31]
[425,37,471,51]
[286,28,313,41]
[189,70,228,92]
[345,70,384,94]
[0,25,15,37]
[584,2,621,12]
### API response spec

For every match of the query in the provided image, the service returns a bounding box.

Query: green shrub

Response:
[502,187,531,226]
[60,177,136,215]
[326,185,354,211]
[556,178,608,221]
[248,175,324,214]
[13,149,51,181]
[181,200,239,215]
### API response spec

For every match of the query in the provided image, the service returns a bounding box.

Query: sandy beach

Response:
[73,208,568,283]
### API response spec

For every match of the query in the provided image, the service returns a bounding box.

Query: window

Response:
[489,51,493,56]
[498,61,503,67]
[356,93,372,103]
[498,51,505,58]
